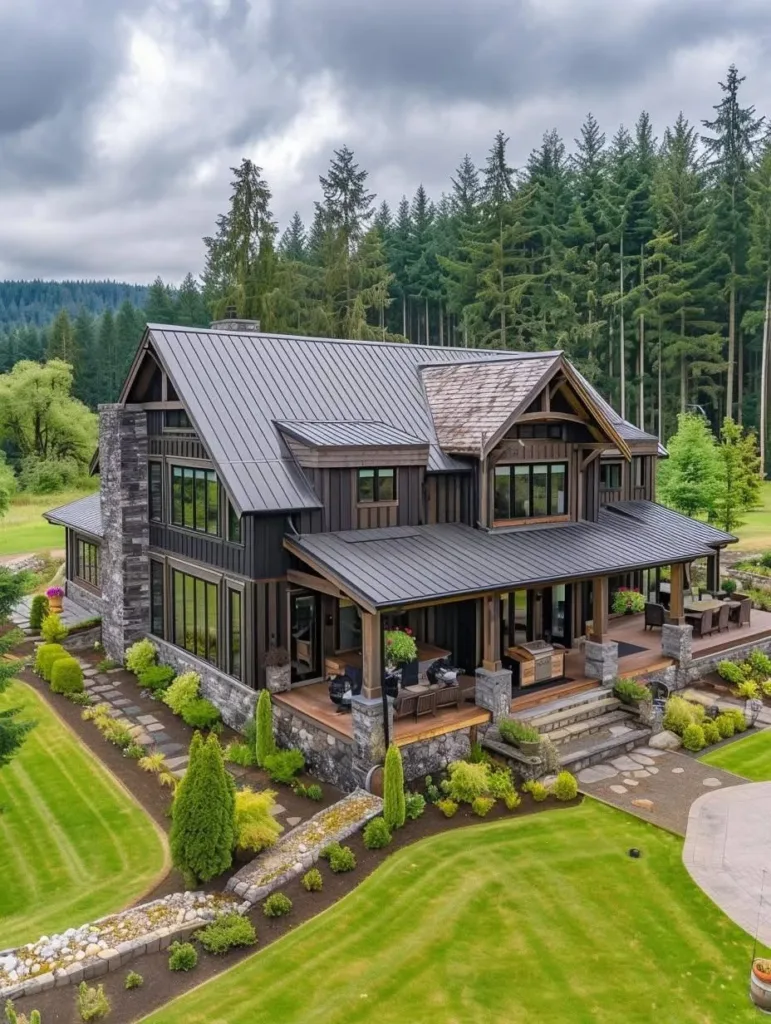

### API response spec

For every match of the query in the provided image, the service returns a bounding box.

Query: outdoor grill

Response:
[514,640,557,684]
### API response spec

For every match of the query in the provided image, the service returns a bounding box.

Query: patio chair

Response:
[715,602,730,634]
[415,691,437,718]
[393,690,418,719]
[434,684,462,711]
[644,602,666,631]
[730,596,752,628]
[685,609,713,638]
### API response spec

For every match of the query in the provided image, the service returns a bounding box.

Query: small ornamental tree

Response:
[170,732,235,884]
[383,743,406,829]
[0,629,33,769]
[255,689,276,767]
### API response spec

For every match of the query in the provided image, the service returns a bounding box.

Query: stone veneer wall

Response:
[63,625,102,653]
[65,580,104,620]
[273,702,355,789]
[399,728,472,781]
[152,637,257,732]
[99,405,149,663]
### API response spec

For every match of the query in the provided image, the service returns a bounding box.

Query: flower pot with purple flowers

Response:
[46,586,65,614]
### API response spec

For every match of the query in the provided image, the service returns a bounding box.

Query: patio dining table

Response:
[683,598,724,613]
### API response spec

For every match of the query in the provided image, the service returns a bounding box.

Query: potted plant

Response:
[384,628,418,670]
[264,646,291,693]
[498,717,541,756]
[722,578,738,597]
[611,588,645,615]
[46,586,65,615]
[612,679,651,706]
[750,958,771,1011]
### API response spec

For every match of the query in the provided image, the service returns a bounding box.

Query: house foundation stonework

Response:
[99,404,149,664]
[272,702,355,790]
[65,580,104,620]
[583,640,618,682]
[350,695,393,786]
[661,623,693,665]
[400,728,472,781]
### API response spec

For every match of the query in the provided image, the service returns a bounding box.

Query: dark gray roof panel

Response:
[289,515,715,608]
[276,419,425,448]
[600,500,736,548]
[43,493,103,539]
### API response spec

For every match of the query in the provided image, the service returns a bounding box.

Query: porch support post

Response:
[589,576,608,642]
[482,594,502,671]
[361,610,383,699]
[669,563,685,625]
[584,575,617,683]
[706,552,720,592]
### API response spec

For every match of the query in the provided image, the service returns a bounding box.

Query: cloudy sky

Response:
[1,0,769,284]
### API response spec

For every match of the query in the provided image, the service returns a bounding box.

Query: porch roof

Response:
[285,501,719,610]
[43,492,103,539]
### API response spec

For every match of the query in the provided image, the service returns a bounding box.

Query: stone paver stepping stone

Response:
[577,764,619,784]
[648,766,659,775]
[624,779,639,787]
[100,689,122,700]
[112,698,131,707]
[630,753,654,766]
[157,742,184,755]
[165,755,189,769]
[227,765,248,778]
[671,767,685,774]
[83,668,99,678]
[137,714,158,725]
[703,777,722,788]
[632,798,654,810]
[609,725,633,737]
[273,804,286,815]
[610,785,629,795]
[146,723,165,733]
[633,770,650,778]
[610,755,641,771]
[106,668,123,674]
[634,747,667,758]
[285,816,302,827]
[90,685,113,693]
[123,705,142,715]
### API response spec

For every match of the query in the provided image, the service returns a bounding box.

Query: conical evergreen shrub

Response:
[255,689,276,767]
[383,743,406,829]
[170,732,235,884]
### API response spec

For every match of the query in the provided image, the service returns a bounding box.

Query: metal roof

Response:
[600,500,736,548]
[144,325,662,515]
[286,507,717,609]
[276,419,425,448]
[43,493,103,539]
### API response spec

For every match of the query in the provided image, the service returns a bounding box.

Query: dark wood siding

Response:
[254,579,288,687]
[302,466,425,531]
[425,473,475,525]
[583,457,599,521]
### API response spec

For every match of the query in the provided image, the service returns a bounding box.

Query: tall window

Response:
[171,466,219,534]
[600,462,622,490]
[172,568,219,664]
[76,539,100,587]
[493,463,567,521]
[165,409,191,430]
[150,560,165,638]
[228,589,242,680]
[149,462,163,521]
[357,467,396,503]
[632,457,646,489]
[227,501,242,543]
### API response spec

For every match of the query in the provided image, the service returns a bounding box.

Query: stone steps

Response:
[523,695,621,733]
[557,727,652,773]
[548,708,632,746]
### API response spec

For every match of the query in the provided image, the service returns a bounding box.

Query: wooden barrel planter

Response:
[750,959,771,1013]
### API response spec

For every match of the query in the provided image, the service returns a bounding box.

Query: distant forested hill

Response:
[0,280,149,329]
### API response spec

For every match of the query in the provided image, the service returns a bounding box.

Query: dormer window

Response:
[494,463,567,522]
[600,462,622,490]
[357,467,396,503]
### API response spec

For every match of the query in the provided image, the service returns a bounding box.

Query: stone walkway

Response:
[683,782,771,946]
[13,595,94,630]
[577,748,744,834]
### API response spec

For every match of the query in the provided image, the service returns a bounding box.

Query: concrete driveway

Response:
[683,782,771,946]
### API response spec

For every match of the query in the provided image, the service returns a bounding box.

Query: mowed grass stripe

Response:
[0,682,168,948]
[143,801,763,1024]
[700,729,771,781]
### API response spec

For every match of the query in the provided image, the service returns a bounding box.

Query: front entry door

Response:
[290,591,321,684]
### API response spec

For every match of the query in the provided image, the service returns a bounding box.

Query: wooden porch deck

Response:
[273,679,490,748]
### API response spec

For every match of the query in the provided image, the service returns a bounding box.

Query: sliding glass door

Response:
[290,591,321,684]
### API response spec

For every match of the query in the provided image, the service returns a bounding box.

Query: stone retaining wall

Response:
[65,580,104,621]
[63,624,102,652]
[0,891,246,1002]
[399,727,472,781]
[273,702,355,789]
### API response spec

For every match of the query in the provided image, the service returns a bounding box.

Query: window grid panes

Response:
[150,560,165,638]
[149,462,163,522]
[228,589,242,680]
[600,462,622,490]
[76,539,100,588]
[493,463,568,521]
[357,467,397,503]
[170,465,220,534]
[172,568,219,665]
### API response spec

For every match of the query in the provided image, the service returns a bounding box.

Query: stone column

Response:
[351,695,393,784]
[99,404,150,663]
[583,639,618,683]
[661,623,692,666]
[474,667,512,722]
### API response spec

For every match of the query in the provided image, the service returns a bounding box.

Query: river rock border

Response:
[227,789,382,903]
[0,891,247,1001]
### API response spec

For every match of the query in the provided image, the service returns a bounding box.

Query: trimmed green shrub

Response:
[404,792,426,820]
[124,971,143,990]
[746,649,771,680]
[137,664,175,693]
[50,656,84,695]
[472,796,495,817]
[736,679,760,700]
[504,791,522,811]
[446,760,490,804]
[436,798,458,818]
[28,594,49,631]
[322,842,356,873]
[383,743,406,829]
[163,671,201,714]
[168,941,198,972]
[292,781,324,801]
[523,780,549,802]
[424,775,441,804]
[725,707,748,732]
[263,892,292,917]
[181,698,221,730]
[34,642,66,679]
[197,913,257,954]
[702,720,721,745]
[125,638,157,675]
[717,660,747,686]
[662,695,698,736]
[715,713,736,739]
[498,717,540,745]
[263,749,305,784]
[302,868,323,892]
[363,817,392,849]
[41,613,68,643]
[255,689,276,767]
[682,724,706,751]
[76,981,110,1021]
[234,786,282,852]
[487,766,516,802]
[551,771,579,801]
[224,741,257,767]
[613,679,651,704]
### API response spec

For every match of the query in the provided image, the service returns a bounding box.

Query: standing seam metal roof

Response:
[600,500,736,547]
[275,419,425,448]
[42,493,103,539]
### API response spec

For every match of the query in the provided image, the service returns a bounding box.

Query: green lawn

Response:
[0,488,94,558]
[0,682,168,947]
[143,800,760,1024]
[734,480,771,551]
[700,728,771,781]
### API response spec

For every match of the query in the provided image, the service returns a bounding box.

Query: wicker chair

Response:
[730,596,752,628]
[434,684,462,711]
[685,609,713,637]
[644,603,666,631]
[715,602,730,633]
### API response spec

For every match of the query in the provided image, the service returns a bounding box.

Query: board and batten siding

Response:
[302,466,425,532]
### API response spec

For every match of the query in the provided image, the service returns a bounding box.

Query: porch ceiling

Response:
[285,506,716,610]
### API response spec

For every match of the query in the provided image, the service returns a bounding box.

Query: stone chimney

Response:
[210,308,261,333]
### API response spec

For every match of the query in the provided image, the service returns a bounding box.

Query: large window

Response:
[357,467,396,503]
[228,589,242,680]
[172,568,219,665]
[171,466,219,534]
[632,456,646,490]
[165,409,191,430]
[227,501,242,544]
[600,462,622,490]
[76,539,100,588]
[493,463,567,521]
[149,462,163,521]
[150,560,165,638]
